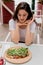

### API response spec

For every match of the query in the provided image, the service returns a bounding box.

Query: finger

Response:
[17,22,27,26]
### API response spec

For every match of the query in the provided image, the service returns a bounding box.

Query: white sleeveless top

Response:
[9,19,36,42]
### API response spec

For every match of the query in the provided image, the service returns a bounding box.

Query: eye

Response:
[18,14,21,16]
[23,14,26,16]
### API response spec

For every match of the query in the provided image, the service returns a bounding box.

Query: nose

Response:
[21,15,24,18]
[20,16,24,20]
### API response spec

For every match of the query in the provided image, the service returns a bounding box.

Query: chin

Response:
[20,22,24,23]
[20,21,25,23]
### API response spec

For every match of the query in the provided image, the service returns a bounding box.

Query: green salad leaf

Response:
[7,47,28,57]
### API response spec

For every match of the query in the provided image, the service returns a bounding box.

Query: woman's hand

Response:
[26,15,35,26]
[17,22,27,26]
[17,22,28,29]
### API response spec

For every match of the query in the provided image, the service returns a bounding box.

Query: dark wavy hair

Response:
[13,2,33,21]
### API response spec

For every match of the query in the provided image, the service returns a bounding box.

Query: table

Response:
[0,42,43,65]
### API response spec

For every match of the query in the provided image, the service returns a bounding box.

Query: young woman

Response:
[9,2,36,45]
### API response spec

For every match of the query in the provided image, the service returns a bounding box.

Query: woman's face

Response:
[17,9,28,23]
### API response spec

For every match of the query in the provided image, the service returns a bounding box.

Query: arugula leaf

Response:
[7,47,28,57]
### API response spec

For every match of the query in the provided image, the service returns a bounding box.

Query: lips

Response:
[21,19,24,20]
[19,20,25,23]
[20,19,24,21]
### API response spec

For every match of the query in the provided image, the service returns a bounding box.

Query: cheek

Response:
[17,16,20,20]
[24,16,28,20]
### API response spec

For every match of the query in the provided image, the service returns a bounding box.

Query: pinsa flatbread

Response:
[4,46,32,64]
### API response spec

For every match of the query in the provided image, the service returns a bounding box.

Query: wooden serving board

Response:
[4,46,32,64]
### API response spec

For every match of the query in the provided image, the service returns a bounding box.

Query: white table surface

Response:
[0,42,43,65]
